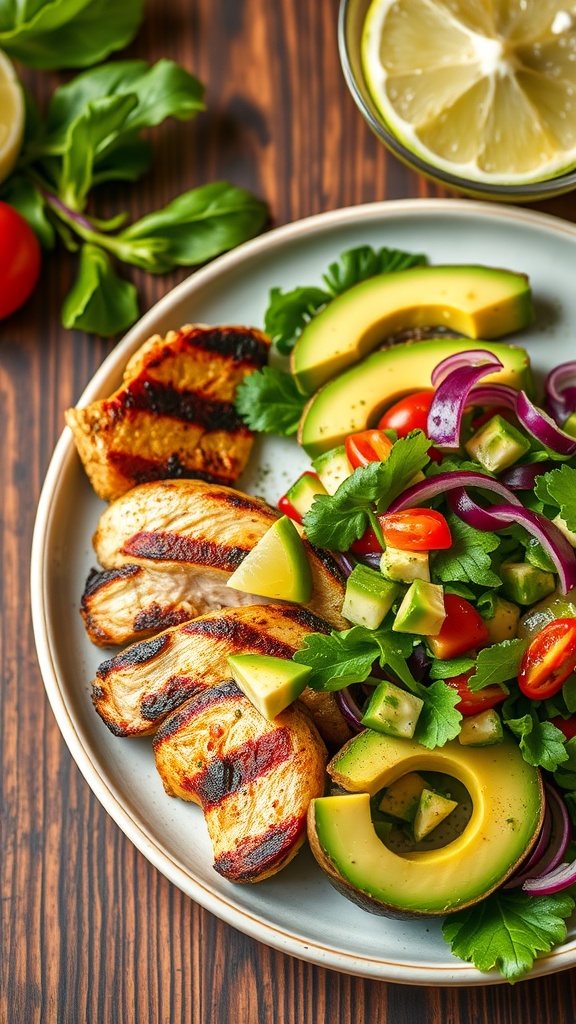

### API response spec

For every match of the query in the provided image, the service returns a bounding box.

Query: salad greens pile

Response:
[1,5,268,335]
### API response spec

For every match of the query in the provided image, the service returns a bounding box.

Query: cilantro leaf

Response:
[429,656,475,680]
[264,286,329,355]
[322,245,427,296]
[234,367,306,436]
[303,461,388,551]
[375,431,432,512]
[505,711,568,771]
[413,680,462,749]
[467,638,527,692]
[292,629,378,691]
[442,890,574,982]
[554,736,576,791]
[432,514,502,588]
[535,464,576,532]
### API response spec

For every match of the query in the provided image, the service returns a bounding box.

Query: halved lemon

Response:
[362,0,576,185]
[0,49,24,186]
[226,516,313,603]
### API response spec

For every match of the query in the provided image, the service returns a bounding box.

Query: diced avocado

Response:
[413,789,458,842]
[291,265,533,394]
[500,561,556,605]
[311,445,352,495]
[518,586,576,641]
[360,680,424,739]
[284,471,327,518]
[393,580,446,635]
[378,771,426,821]
[564,411,576,438]
[342,564,399,628]
[524,537,557,573]
[459,709,504,747]
[308,730,544,915]
[227,515,312,603]
[482,596,520,644]
[298,339,533,458]
[465,414,530,473]
[552,514,576,548]
[380,546,430,583]
[227,654,311,720]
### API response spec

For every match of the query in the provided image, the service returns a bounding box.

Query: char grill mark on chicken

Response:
[153,679,328,882]
[65,324,270,501]
[91,603,351,748]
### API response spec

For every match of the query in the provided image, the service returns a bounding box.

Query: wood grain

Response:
[4,0,576,1021]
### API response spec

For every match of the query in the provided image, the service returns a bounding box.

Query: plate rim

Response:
[31,197,576,986]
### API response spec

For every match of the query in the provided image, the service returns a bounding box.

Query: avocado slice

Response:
[291,265,533,394]
[307,730,543,916]
[227,653,311,720]
[298,338,532,458]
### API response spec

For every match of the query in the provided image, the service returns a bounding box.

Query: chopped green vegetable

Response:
[432,514,502,588]
[234,367,307,436]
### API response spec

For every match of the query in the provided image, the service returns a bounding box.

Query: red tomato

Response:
[345,429,393,469]
[427,594,490,659]
[378,508,452,551]
[350,525,382,555]
[518,619,576,700]
[446,670,507,716]
[550,716,576,740]
[277,493,302,523]
[0,202,41,319]
[378,390,434,434]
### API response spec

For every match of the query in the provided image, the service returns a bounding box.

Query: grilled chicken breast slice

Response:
[153,679,327,882]
[92,603,352,747]
[88,479,347,634]
[65,324,270,501]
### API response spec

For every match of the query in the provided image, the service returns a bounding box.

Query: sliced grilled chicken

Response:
[92,603,352,748]
[153,679,327,882]
[83,479,346,644]
[65,324,270,501]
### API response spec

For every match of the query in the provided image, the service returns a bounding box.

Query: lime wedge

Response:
[0,50,24,185]
[362,0,576,185]
[226,516,313,603]
[227,654,311,719]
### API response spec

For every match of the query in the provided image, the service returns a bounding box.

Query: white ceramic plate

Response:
[31,198,576,986]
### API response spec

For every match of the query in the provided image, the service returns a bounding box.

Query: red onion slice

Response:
[430,349,503,387]
[515,391,576,457]
[387,470,523,514]
[500,462,553,490]
[335,687,365,732]
[448,488,576,594]
[522,859,576,895]
[545,361,576,424]
[467,382,519,411]
[427,355,504,451]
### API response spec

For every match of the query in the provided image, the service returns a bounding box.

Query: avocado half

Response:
[298,338,533,458]
[307,730,544,918]
[291,264,533,394]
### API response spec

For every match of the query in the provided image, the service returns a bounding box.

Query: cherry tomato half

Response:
[345,429,393,469]
[446,671,507,716]
[427,594,490,659]
[0,202,41,319]
[377,390,434,434]
[277,493,303,523]
[518,618,576,700]
[550,716,576,740]
[378,508,452,552]
[350,525,382,555]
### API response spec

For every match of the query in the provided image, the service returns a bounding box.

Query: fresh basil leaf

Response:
[429,656,475,680]
[0,0,145,69]
[0,176,55,248]
[113,182,268,272]
[61,243,139,335]
[467,638,527,691]
[235,367,306,436]
[322,245,427,296]
[60,93,139,209]
[45,59,204,147]
[87,136,153,186]
[263,286,329,355]
[443,890,574,981]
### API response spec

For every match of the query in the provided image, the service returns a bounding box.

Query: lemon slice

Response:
[226,516,313,603]
[0,49,24,185]
[362,0,576,184]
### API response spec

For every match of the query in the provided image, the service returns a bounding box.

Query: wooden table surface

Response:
[5,0,576,1020]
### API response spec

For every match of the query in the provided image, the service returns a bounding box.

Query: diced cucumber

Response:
[552,514,576,549]
[393,579,446,635]
[311,445,352,495]
[342,564,399,629]
[465,413,530,473]
[459,709,504,747]
[413,789,458,841]
[361,679,424,739]
[483,596,520,644]
[285,471,327,518]
[380,545,430,583]
[564,411,576,438]
[501,561,556,605]
[378,772,427,822]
